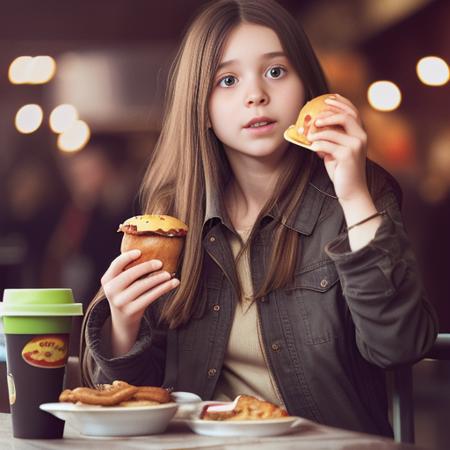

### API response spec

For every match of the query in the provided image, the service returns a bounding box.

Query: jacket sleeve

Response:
[85,298,167,385]
[325,181,438,368]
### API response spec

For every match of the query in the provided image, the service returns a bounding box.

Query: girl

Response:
[81,0,437,437]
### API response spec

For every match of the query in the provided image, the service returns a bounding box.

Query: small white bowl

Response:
[170,391,202,404]
[171,391,202,420]
[40,402,178,437]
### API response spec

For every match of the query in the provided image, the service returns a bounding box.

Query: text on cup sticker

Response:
[21,335,69,369]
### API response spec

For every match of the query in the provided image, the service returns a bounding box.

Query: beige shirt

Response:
[213,227,284,406]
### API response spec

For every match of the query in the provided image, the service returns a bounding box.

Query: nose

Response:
[245,86,268,107]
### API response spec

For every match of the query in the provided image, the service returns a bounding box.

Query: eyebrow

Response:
[217,51,287,71]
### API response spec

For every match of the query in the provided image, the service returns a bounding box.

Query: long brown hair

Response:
[81,0,328,385]
[140,0,328,324]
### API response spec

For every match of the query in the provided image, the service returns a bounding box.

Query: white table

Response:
[0,413,420,449]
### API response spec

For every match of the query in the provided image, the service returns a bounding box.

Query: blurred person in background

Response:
[41,134,138,352]
[0,143,66,292]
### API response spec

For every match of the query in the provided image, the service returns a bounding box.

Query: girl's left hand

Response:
[307,94,368,203]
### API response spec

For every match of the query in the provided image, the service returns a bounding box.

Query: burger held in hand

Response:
[118,214,188,274]
[284,93,338,149]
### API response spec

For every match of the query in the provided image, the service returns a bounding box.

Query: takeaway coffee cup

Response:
[0,289,82,439]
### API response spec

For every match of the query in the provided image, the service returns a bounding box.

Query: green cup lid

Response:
[0,289,83,317]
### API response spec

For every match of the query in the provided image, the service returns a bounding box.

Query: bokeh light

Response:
[15,104,44,134]
[57,120,91,152]
[416,56,449,86]
[29,56,57,84]
[49,104,79,133]
[8,55,56,84]
[8,56,33,84]
[367,81,402,112]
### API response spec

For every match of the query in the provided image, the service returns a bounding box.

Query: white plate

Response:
[183,416,306,437]
[40,402,178,437]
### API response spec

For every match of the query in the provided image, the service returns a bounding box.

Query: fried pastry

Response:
[59,380,172,407]
[201,395,288,421]
[59,380,138,406]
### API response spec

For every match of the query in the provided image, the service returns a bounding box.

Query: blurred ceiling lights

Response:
[9,53,91,152]
[49,104,79,133]
[14,104,43,134]
[367,81,402,112]
[416,56,449,86]
[56,119,91,153]
[8,55,56,84]
[367,54,448,112]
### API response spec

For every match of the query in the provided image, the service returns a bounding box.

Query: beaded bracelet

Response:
[346,210,386,232]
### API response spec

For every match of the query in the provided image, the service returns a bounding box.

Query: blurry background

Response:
[0,1,449,447]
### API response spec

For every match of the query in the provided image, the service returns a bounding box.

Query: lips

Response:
[244,116,276,129]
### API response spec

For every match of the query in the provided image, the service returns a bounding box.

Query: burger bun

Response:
[284,94,337,149]
[120,233,185,274]
[118,214,188,274]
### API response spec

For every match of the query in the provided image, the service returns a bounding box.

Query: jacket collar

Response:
[203,158,337,236]
[203,176,231,231]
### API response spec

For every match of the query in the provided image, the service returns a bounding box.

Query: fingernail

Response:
[172,278,180,287]
[130,249,141,257]
[171,272,176,278]
[315,119,323,125]
[152,259,163,267]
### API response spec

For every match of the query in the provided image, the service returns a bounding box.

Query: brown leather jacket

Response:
[85,160,438,437]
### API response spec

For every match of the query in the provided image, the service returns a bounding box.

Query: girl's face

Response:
[208,23,305,162]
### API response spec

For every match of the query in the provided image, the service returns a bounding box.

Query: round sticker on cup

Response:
[21,335,69,369]
[7,373,16,405]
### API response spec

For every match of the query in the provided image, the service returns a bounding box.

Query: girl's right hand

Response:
[101,249,180,355]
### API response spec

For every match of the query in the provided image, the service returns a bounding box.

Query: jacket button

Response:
[207,368,217,377]
[209,236,216,243]
[271,343,280,351]
[212,304,220,312]
[320,279,328,288]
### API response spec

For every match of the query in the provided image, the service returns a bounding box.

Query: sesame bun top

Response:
[118,214,188,236]
[284,94,335,147]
